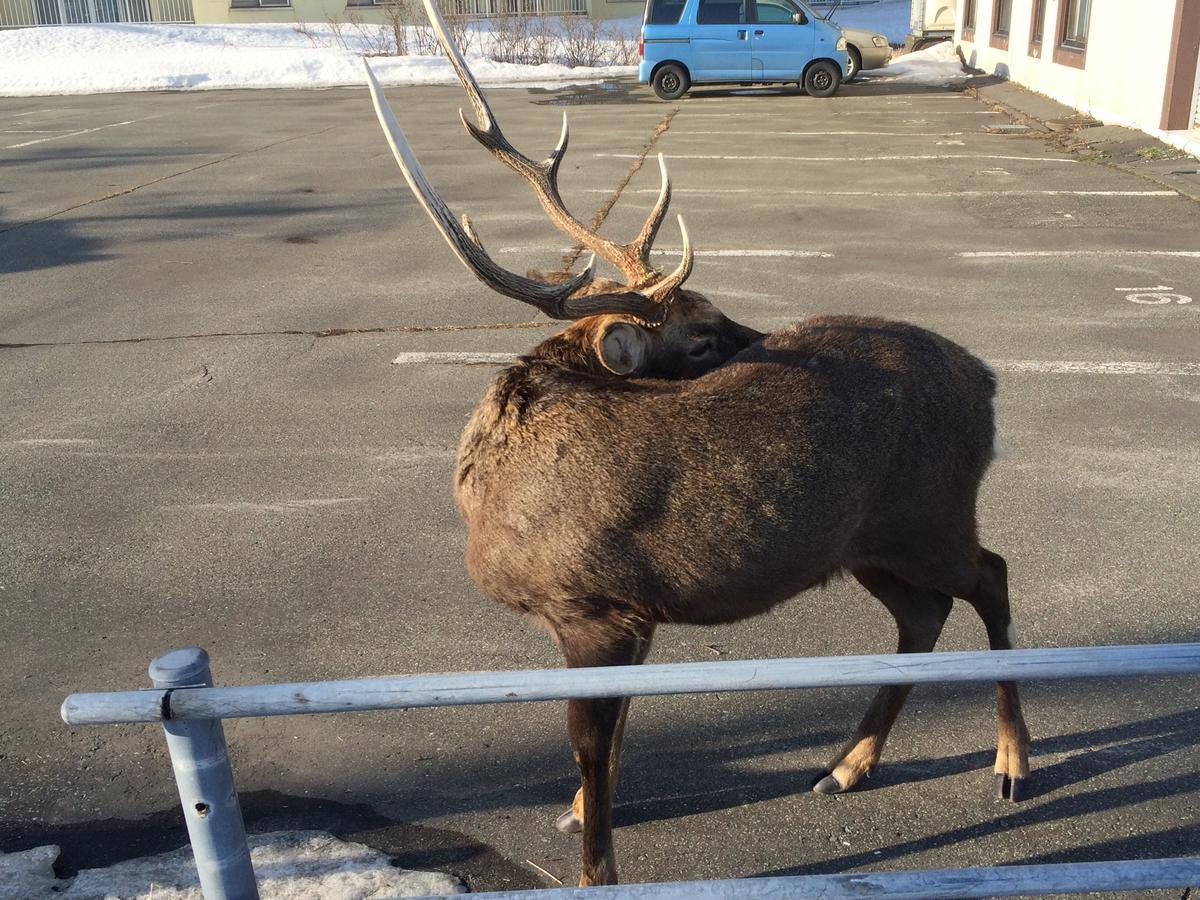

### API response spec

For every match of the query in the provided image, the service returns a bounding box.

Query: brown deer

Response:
[364,4,1031,886]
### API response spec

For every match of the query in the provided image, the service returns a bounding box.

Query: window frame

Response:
[229,0,291,8]
[961,0,976,42]
[1027,0,1046,58]
[1053,0,1090,68]
[990,0,1011,50]
[696,0,746,25]
[751,0,800,25]
[646,0,687,25]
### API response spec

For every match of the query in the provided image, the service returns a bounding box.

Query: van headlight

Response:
[836,36,847,50]
[872,35,887,47]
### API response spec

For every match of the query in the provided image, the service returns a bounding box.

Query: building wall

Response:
[194,0,369,24]
[589,0,641,19]
[955,0,1182,134]
[194,0,620,24]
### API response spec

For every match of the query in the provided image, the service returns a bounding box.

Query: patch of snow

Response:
[2,831,466,899]
[0,845,59,900]
[0,22,636,97]
[864,40,971,87]
[825,0,911,45]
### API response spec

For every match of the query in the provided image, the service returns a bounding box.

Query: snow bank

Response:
[825,0,912,45]
[0,831,466,899]
[0,22,635,96]
[865,40,971,87]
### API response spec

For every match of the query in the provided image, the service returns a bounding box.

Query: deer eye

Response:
[688,338,716,358]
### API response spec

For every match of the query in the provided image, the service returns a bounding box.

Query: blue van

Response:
[638,0,849,100]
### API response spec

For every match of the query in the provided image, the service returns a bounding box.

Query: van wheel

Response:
[652,64,689,100]
[804,60,841,97]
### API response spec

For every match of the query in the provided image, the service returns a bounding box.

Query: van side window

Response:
[697,0,746,24]
[754,0,796,21]
[647,0,686,25]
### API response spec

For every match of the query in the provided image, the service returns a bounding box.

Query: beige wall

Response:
[194,0,354,24]
[193,0,647,24]
[590,0,641,20]
[956,0,1179,134]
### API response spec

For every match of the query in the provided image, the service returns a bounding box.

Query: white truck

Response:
[907,0,956,50]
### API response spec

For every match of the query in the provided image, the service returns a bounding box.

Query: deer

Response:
[363,2,1031,886]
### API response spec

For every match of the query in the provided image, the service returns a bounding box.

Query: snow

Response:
[0,845,59,899]
[0,22,636,97]
[824,0,912,45]
[865,40,971,87]
[0,831,466,899]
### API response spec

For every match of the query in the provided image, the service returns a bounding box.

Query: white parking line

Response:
[992,360,1200,376]
[3,119,140,150]
[958,250,1200,258]
[590,189,1178,198]
[393,352,518,366]
[392,352,1200,377]
[677,111,1002,117]
[599,153,1078,163]
[673,131,969,137]
[497,248,834,258]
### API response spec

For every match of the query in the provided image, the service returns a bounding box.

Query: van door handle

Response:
[737,29,747,39]
[753,29,765,35]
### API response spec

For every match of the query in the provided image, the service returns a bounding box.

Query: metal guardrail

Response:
[61,643,1200,899]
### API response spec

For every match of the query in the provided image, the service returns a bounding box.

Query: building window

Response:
[1029,0,1045,42]
[1027,0,1046,57]
[989,0,1011,49]
[992,0,1011,34]
[229,0,290,7]
[1060,0,1090,48]
[1053,0,1090,67]
[961,0,975,38]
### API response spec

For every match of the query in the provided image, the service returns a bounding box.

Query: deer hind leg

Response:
[555,620,653,887]
[964,548,1032,802]
[557,626,655,836]
[813,567,952,795]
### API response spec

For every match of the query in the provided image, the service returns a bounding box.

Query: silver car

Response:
[811,1,892,80]
[839,25,893,79]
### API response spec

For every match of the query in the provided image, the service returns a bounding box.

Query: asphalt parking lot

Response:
[2,74,1199,896]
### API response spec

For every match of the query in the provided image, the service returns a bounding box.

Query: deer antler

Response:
[365,0,695,319]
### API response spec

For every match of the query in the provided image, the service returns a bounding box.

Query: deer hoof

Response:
[811,771,844,795]
[555,809,583,833]
[993,773,1029,802]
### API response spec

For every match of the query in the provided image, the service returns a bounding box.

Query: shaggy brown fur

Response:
[454,307,1032,886]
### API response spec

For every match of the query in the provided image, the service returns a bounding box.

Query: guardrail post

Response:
[149,647,259,900]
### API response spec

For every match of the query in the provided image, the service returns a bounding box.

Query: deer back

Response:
[455,315,998,628]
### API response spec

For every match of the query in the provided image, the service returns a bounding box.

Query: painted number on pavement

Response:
[1115,285,1192,305]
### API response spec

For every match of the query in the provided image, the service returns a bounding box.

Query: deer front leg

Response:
[557,626,654,835]
[567,695,624,886]
[557,697,630,834]
[813,568,952,795]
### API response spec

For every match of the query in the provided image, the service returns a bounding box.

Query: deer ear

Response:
[597,321,650,375]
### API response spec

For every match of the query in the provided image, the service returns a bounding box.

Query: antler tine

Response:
[364,59,606,319]
[625,152,673,275]
[643,214,694,302]
[418,0,662,287]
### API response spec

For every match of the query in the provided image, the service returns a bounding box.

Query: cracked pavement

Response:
[1,78,1199,897]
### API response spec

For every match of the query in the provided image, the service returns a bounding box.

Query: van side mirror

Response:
[792,10,806,23]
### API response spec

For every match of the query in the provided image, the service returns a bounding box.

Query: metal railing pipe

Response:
[431,857,1200,899]
[61,643,1200,726]
[149,648,259,900]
